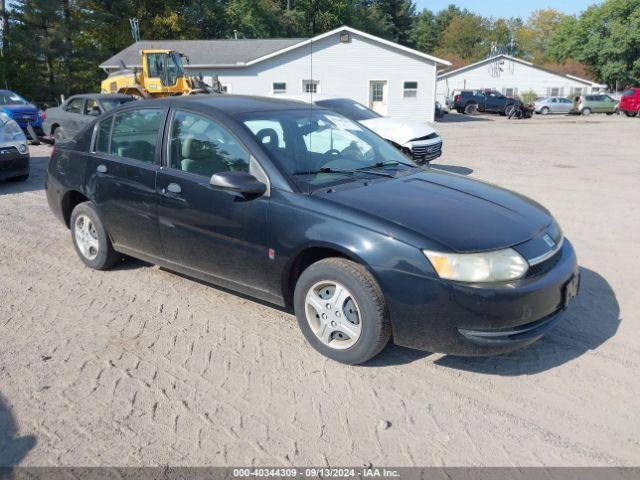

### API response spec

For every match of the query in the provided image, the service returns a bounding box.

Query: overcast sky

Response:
[414,0,601,18]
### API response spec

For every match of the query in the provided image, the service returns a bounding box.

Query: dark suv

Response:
[45,95,579,364]
[453,90,522,115]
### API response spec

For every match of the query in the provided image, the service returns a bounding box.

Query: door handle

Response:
[97,164,107,174]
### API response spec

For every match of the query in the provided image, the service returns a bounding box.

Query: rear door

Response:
[558,98,573,113]
[156,108,270,290]
[85,107,167,257]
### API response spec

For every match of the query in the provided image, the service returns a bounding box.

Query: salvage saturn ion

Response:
[45,96,580,364]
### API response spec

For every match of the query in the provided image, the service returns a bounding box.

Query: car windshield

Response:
[622,89,636,97]
[101,97,135,111]
[0,91,28,105]
[315,99,381,121]
[239,109,416,190]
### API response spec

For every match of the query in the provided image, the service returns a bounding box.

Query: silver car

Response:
[534,97,574,115]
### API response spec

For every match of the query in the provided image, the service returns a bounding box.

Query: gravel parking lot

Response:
[1,113,638,467]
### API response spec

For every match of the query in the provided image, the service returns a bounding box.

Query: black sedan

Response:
[43,93,134,143]
[45,95,579,364]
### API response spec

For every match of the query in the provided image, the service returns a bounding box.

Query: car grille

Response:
[412,142,442,162]
[526,249,562,277]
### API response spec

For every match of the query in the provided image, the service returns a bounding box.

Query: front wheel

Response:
[70,202,121,270]
[294,258,391,364]
[540,107,550,115]
[625,110,639,117]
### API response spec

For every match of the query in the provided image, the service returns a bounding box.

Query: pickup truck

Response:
[452,90,522,115]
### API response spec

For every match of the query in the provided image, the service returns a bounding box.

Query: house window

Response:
[303,79,319,94]
[548,87,561,97]
[571,87,583,95]
[272,82,287,94]
[403,81,418,98]
[502,87,518,98]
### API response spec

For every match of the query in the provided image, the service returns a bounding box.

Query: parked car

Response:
[44,93,134,143]
[0,112,30,182]
[0,89,45,140]
[617,88,640,117]
[573,94,618,115]
[452,90,522,115]
[534,97,574,115]
[46,95,579,364]
[275,95,443,163]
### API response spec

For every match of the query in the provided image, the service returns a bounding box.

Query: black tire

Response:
[625,110,639,117]
[540,107,550,115]
[7,174,29,182]
[582,107,591,116]
[70,202,121,270]
[464,102,478,115]
[293,258,391,365]
[53,126,64,143]
[504,104,516,117]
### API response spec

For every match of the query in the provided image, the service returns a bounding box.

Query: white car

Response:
[274,95,443,163]
[0,112,30,182]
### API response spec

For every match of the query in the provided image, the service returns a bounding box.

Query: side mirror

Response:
[210,170,266,196]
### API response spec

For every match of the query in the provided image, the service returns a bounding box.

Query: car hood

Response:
[360,117,437,146]
[317,170,552,252]
[1,104,37,115]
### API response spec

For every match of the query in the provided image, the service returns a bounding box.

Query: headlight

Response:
[0,117,26,143]
[423,248,528,282]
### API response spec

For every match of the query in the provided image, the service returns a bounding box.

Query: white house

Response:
[436,54,606,103]
[100,26,451,122]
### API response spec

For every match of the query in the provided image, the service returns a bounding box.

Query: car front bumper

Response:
[379,239,579,356]
[0,146,30,180]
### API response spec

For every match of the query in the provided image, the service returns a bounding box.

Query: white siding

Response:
[187,32,438,122]
[436,58,597,104]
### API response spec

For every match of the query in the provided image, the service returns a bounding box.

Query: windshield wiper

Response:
[357,160,416,171]
[291,167,356,176]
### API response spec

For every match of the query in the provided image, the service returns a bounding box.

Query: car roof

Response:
[68,93,133,101]
[113,94,322,116]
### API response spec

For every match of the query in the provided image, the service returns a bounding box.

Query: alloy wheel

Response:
[304,281,362,350]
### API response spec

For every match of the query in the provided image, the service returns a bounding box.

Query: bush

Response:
[521,90,538,104]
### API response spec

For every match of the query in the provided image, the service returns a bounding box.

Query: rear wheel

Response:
[53,126,64,143]
[582,107,591,116]
[294,258,391,364]
[464,102,478,115]
[70,202,121,270]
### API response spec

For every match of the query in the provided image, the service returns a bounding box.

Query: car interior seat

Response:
[180,136,229,177]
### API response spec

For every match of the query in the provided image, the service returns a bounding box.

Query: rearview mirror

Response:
[210,171,266,196]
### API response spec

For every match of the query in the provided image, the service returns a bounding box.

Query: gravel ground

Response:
[0,113,638,467]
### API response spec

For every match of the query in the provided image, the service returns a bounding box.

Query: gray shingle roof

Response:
[100,38,307,69]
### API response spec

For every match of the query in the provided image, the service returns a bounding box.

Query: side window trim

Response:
[91,114,114,154]
[110,107,168,166]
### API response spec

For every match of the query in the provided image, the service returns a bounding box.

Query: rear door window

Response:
[110,109,164,164]
[94,116,113,153]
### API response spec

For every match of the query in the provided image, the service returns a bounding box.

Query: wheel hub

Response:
[74,214,99,261]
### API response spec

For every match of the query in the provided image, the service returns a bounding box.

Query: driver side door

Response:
[156,109,271,292]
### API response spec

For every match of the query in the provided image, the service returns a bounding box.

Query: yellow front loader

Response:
[101,49,221,98]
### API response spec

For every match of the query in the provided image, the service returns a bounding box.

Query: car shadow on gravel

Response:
[434,267,619,375]
[0,393,36,466]
[0,154,48,196]
[436,113,493,123]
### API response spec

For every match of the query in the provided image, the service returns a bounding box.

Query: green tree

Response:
[549,0,640,87]
[436,13,489,61]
